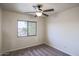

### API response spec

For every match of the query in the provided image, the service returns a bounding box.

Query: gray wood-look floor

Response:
[2,44,70,56]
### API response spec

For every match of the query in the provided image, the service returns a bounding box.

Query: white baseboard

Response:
[2,42,44,54]
[45,43,71,56]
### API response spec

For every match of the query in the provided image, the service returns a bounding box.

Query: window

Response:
[27,21,37,36]
[18,20,37,37]
[18,21,27,36]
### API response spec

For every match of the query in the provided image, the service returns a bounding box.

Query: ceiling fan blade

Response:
[43,9,54,12]
[42,13,49,17]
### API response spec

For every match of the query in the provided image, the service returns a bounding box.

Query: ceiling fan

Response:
[24,4,54,17]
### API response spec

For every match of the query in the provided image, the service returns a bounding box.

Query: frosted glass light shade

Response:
[36,12,42,16]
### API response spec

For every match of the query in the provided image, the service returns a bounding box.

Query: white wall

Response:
[2,10,45,52]
[0,8,2,54]
[2,6,79,56]
[46,7,79,56]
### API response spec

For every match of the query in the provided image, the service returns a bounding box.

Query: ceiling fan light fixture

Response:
[36,12,42,16]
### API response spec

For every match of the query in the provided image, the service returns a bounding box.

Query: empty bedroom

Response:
[0,3,79,56]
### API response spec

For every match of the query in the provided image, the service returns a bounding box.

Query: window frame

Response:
[17,20,37,37]
[27,21,37,36]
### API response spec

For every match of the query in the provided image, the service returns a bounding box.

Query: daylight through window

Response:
[18,21,37,37]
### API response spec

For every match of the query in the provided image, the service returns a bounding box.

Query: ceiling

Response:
[0,3,79,17]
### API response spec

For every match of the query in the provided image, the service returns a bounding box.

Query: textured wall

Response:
[0,8,2,54]
[46,7,79,56]
[2,10,46,52]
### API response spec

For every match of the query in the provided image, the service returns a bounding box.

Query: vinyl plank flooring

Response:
[2,44,70,56]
